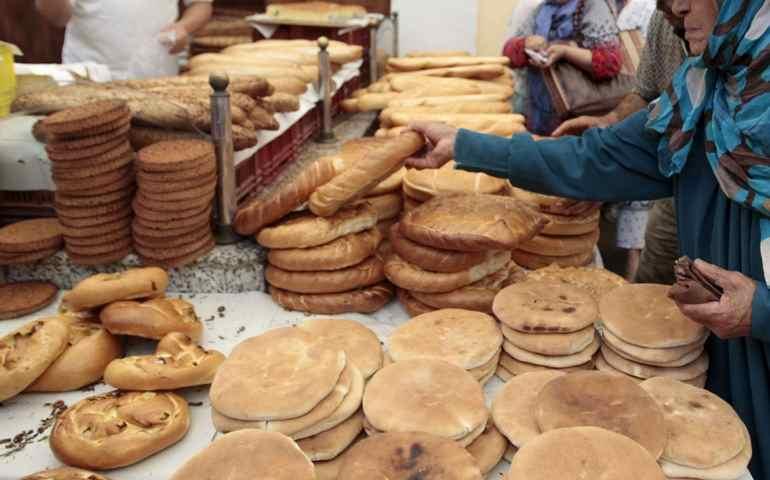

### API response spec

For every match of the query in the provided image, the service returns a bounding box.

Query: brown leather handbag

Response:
[543,30,645,118]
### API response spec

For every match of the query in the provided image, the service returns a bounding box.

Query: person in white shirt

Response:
[36,0,213,80]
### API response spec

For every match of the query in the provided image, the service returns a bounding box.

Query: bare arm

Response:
[552,92,649,137]
[177,2,213,36]
[35,0,73,28]
[560,45,594,72]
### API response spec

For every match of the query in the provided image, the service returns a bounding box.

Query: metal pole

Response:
[369,23,378,85]
[317,36,336,143]
[209,73,240,244]
[392,11,400,58]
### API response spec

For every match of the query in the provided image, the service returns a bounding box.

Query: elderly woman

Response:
[407,0,770,476]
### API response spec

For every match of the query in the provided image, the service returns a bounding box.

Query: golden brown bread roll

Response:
[267,228,382,272]
[0,317,70,402]
[103,332,224,390]
[355,92,401,111]
[21,467,111,480]
[61,267,169,312]
[385,251,511,293]
[518,229,600,257]
[309,132,424,217]
[100,297,203,341]
[269,283,394,315]
[50,391,190,470]
[263,93,301,113]
[266,256,385,294]
[234,157,337,236]
[361,192,403,221]
[27,320,122,392]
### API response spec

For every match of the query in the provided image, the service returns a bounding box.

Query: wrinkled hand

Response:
[676,259,755,339]
[160,22,190,54]
[552,113,617,137]
[525,35,548,51]
[405,122,457,169]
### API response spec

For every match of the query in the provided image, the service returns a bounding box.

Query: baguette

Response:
[198,18,252,37]
[188,53,304,70]
[407,50,471,57]
[187,64,313,83]
[390,76,513,95]
[115,76,274,98]
[222,43,362,64]
[356,92,400,111]
[380,103,512,126]
[248,105,279,130]
[266,77,310,95]
[378,121,527,138]
[366,81,392,93]
[309,132,425,217]
[233,157,337,235]
[388,112,525,127]
[192,35,253,49]
[222,46,319,64]
[386,64,506,81]
[341,98,359,113]
[263,93,300,112]
[388,56,509,71]
[388,93,510,108]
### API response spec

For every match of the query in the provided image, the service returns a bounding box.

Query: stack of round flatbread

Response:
[260,203,394,315]
[387,309,503,385]
[133,139,217,268]
[210,325,377,468]
[42,100,135,266]
[401,163,508,213]
[387,194,545,316]
[640,377,752,479]
[597,284,709,387]
[524,264,627,301]
[0,219,63,266]
[509,187,600,269]
[492,280,600,380]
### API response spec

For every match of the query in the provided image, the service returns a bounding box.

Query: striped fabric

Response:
[646,0,770,284]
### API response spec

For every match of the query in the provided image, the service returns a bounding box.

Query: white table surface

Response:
[0,291,752,480]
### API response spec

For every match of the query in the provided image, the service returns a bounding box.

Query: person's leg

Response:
[635,197,679,284]
[616,201,652,281]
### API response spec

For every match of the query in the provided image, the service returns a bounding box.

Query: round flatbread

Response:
[499,351,594,377]
[524,264,626,301]
[518,230,599,257]
[0,218,63,253]
[21,467,111,480]
[170,430,314,480]
[511,249,594,270]
[385,251,511,293]
[659,423,751,480]
[338,431,483,480]
[600,345,709,381]
[210,327,346,421]
[466,424,507,475]
[493,281,598,333]
[267,229,382,272]
[503,336,600,368]
[296,411,364,461]
[639,376,747,469]
[535,371,667,459]
[492,371,565,448]
[0,281,59,320]
[363,359,487,440]
[600,284,707,348]
[601,327,707,366]
[388,309,503,369]
[270,283,394,315]
[502,324,595,356]
[540,209,600,236]
[300,318,383,380]
[389,222,487,273]
[266,256,385,294]
[396,288,436,317]
[403,168,506,202]
[506,427,666,480]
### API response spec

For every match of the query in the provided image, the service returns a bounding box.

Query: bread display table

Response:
[0,291,752,480]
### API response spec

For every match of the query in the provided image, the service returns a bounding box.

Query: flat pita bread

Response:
[502,324,595,356]
[493,281,598,333]
[506,427,666,480]
[299,318,383,379]
[659,425,751,480]
[600,284,707,348]
[499,351,595,375]
[297,411,364,461]
[388,309,503,369]
[639,377,747,469]
[492,371,565,448]
[524,264,626,301]
[502,336,600,368]
[535,371,667,459]
[601,327,707,367]
[600,345,709,381]
[466,424,507,474]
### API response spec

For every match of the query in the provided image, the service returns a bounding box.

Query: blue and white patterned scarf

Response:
[646,0,770,284]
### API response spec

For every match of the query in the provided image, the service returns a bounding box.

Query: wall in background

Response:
[477,0,520,56]
[390,0,479,55]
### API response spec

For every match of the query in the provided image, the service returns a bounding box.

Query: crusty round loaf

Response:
[511,249,594,270]
[403,167,506,202]
[21,466,112,480]
[50,391,190,470]
[541,209,601,236]
[104,332,225,390]
[389,223,486,273]
[362,193,402,221]
[0,218,63,253]
[258,203,378,249]
[27,320,122,392]
[400,194,547,252]
[270,283,394,314]
[385,251,510,293]
[0,281,59,320]
[266,256,385,294]
[396,288,436,317]
[518,230,600,257]
[0,317,70,402]
[267,228,382,272]
[62,267,168,312]
[100,297,203,341]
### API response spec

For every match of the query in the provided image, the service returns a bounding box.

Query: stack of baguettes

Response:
[42,100,135,265]
[235,132,424,315]
[132,139,216,268]
[596,284,710,388]
[210,323,380,473]
[385,193,546,317]
[492,280,602,380]
[508,187,601,270]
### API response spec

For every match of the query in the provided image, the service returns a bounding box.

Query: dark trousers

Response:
[634,197,679,284]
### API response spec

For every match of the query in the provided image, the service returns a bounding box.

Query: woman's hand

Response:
[405,122,457,169]
[552,113,618,137]
[525,35,548,51]
[677,259,755,339]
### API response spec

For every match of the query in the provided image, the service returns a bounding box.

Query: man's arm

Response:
[35,0,73,28]
[163,1,213,54]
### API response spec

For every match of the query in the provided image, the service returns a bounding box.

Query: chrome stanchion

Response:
[209,73,240,244]
[317,36,336,143]
[392,11,400,58]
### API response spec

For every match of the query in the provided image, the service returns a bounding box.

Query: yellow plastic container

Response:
[0,42,22,118]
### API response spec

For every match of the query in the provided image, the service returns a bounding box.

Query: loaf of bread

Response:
[187,65,312,83]
[234,157,337,235]
[377,121,526,138]
[380,103,512,126]
[266,77,311,95]
[386,64,507,81]
[224,41,363,65]
[388,56,509,72]
[266,2,367,23]
[384,251,511,293]
[362,193,403,221]
[309,132,424,217]
[267,228,382,272]
[192,36,253,49]
[389,223,487,273]
[390,76,514,96]
[223,46,319,65]
[518,229,600,257]
[266,256,385,294]
[352,92,401,112]
[407,50,471,58]
[270,282,394,314]
[62,267,168,312]
[263,93,301,113]
[403,167,507,202]
[100,297,203,341]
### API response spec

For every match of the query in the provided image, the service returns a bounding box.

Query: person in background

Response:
[553,2,688,283]
[504,0,546,114]
[615,0,656,34]
[502,0,623,135]
[406,0,770,475]
[35,0,213,80]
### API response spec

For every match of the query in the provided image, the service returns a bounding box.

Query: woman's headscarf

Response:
[646,0,770,284]
[534,0,581,40]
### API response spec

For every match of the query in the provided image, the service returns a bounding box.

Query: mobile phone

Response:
[525,48,548,64]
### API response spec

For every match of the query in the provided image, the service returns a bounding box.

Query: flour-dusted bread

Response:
[50,391,190,470]
[62,267,168,312]
[400,194,547,252]
[100,297,203,341]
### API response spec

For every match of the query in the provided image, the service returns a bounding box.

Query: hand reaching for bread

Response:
[405,122,457,169]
